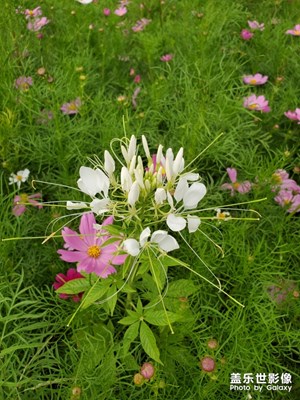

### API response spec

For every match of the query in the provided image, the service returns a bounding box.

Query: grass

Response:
[1,0,300,399]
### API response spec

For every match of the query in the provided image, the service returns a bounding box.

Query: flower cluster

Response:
[24,6,49,32]
[272,169,300,213]
[14,76,33,91]
[240,20,264,40]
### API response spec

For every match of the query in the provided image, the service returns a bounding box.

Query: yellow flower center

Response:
[249,103,258,109]
[294,30,300,35]
[250,79,257,84]
[68,103,78,111]
[87,245,101,258]
[283,199,291,205]
[16,174,23,181]
[233,182,240,189]
[272,174,282,184]
[19,194,28,204]
[217,212,226,220]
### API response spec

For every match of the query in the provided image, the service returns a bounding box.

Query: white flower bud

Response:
[154,188,167,204]
[142,135,151,159]
[104,150,115,176]
[128,181,140,206]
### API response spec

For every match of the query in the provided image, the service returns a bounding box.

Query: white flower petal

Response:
[128,181,140,206]
[166,214,186,232]
[142,135,150,159]
[77,0,93,4]
[121,167,132,192]
[140,227,151,246]
[167,191,174,208]
[90,198,109,214]
[104,150,115,176]
[174,177,189,202]
[173,147,184,175]
[183,182,207,210]
[123,239,140,256]
[66,201,88,210]
[77,166,109,197]
[187,216,201,233]
[155,188,167,205]
[128,135,137,161]
[184,173,200,181]
[151,230,179,252]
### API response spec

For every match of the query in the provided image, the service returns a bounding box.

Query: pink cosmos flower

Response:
[160,54,174,62]
[103,8,111,16]
[243,94,270,112]
[114,6,127,16]
[221,168,252,195]
[134,74,141,84]
[286,25,300,36]
[241,29,253,40]
[27,17,49,31]
[13,193,43,216]
[57,213,127,278]
[243,73,268,85]
[284,108,300,123]
[60,98,82,115]
[15,76,33,91]
[53,268,84,302]
[271,169,300,192]
[248,20,264,31]
[274,190,300,213]
[25,7,42,19]
[132,18,151,32]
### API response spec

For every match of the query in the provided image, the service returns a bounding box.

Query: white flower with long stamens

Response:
[9,169,30,189]
[123,227,179,256]
[77,166,109,198]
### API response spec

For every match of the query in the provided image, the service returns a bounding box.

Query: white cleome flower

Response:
[9,169,30,189]
[77,166,109,198]
[104,150,115,176]
[123,227,179,256]
[90,198,110,214]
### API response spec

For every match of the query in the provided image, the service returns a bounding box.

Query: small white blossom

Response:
[77,166,109,198]
[166,214,187,231]
[128,181,140,206]
[155,188,167,205]
[187,215,201,233]
[9,169,30,189]
[104,150,115,176]
[90,198,110,214]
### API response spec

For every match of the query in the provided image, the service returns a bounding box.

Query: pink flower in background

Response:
[286,24,300,36]
[221,168,252,195]
[60,98,82,115]
[114,6,127,16]
[243,73,268,85]
[160,54,174,62]
[15,76,33,91]
[274,190,300,213]
[140,363,155,379]
[284,109,300,123]
[243,94,270,112]
[248,20,264,31]
[134,74,141,84]
[27,17,49,31]
[103,8,111,16]
[53,268,85,302]
[241,29,253,40]
[57,213,127,278]
[13,193,43,216]
[271,169,300,192]
[132,18,151,32]
[24,7,42,19]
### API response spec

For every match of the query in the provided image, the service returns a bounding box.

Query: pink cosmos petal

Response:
[57,249,87,263]
[111,254,128,265]
[289,194,300,213]
[13,205,26,216]
[95,263,116,278]
[237,181,252,194]
[227,168,237,183]
[79,212,97,246]
[77,257,95,274]
[62,227,88,252]
[103,216,114,226]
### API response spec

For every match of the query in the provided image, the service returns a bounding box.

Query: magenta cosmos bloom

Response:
[284,108,300,123]
[160,54,174,62]
[286,25,300,36]
[60,98,81,115]
[221,168,251,195]
[243,73,268,85]
[114,6,127,16]
[57,213,127,278]
[15,76,33,91]
[243,94,270,112]
[27,17,49,32]
[240,29,253,40]
[53,268,84,302]
[13,193,43,216]
[132,18,151,32]
[271,169,300,192]
[248,20,264,31]
[25,7,42,19]
[274,190,300,213]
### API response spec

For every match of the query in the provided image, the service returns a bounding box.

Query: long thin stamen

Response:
[31,179,82,192]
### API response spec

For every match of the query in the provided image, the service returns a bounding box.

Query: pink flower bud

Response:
[241,29,253,40]
[103,8,110,16]
[200,356,216,372]
[140,362,155,379]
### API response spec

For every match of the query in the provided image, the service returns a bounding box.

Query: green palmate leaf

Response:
[81,278,111,310]
[144,310,182,326]
[122,321,140,356]
[166,279,199,298]
[140,321,161,364]
[118,314,140,325]
[136,260,150,276]
[56,278,90,295]
[158,254,185,267]
[149,257,167,292]
[105,284,118,316]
